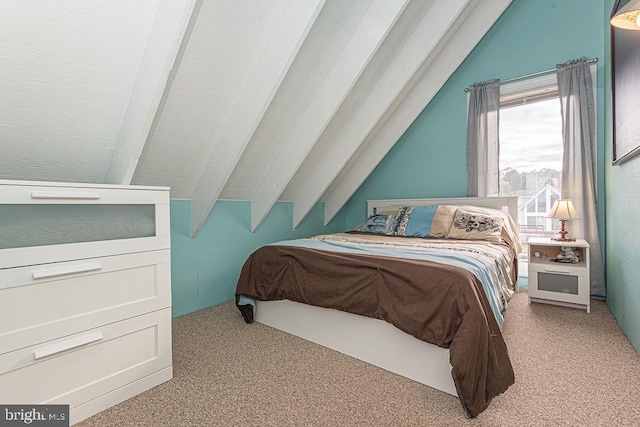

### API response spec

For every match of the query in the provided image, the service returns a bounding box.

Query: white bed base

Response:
[256,299,457,395]
[256,197,519,397]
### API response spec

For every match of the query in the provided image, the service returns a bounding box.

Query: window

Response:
[467,63,599,284]
[498,75,564,243]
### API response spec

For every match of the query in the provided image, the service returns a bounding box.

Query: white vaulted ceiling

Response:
[1,0,512,236]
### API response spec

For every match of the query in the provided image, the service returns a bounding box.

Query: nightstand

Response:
[527,237,590,313]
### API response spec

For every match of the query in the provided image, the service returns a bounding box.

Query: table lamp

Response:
[546,199,581,242]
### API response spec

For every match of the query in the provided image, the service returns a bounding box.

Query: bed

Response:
[235,197,521,418]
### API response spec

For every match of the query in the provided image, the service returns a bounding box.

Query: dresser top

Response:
[0,179,169,191]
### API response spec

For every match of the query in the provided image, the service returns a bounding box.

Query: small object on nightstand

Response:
[552,246,580,264]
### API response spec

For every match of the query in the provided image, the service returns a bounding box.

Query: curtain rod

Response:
[463,57,598,92]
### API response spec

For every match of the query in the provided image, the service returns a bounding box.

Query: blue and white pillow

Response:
[353,205,458,238]
[392,206,438,237]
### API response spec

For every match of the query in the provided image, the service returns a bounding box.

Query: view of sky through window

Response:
[499,98,563,173]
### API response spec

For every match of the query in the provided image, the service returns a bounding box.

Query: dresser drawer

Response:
[0,250,171,354]
[0,182,167,205]
[0,308,172,408]
[0,181,170,269]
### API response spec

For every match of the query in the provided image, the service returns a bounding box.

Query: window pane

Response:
[500,98,563,187]
[499,97,563,243]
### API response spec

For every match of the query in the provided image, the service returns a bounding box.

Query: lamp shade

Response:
[611,0,640,30]
[547,199,581,220]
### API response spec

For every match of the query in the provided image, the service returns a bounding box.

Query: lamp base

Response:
[551,237,576,242]
[551,219,575,242]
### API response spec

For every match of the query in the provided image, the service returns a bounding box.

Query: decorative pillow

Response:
[392,206,438,237]
[458,205,522,252]
[447,209,503,242]
[353,213,398,234]
[428,205,458,238]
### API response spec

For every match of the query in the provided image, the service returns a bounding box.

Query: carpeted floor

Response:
[78,291,640,426]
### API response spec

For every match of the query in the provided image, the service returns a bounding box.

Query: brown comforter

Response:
[235,243,514,418]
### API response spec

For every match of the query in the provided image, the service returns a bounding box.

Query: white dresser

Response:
[0,180,173,425]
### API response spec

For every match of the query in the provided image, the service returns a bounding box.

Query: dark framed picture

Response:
[611,0,640,165]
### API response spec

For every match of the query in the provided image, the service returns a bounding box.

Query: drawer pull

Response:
[32,262,102,280]
[31,191,101,200]
[543,267,570,274]
[33,332,103,360]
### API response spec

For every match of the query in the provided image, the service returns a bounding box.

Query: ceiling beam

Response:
[250,0,411,232]
[291,0,470,228]
[322,0,513,225]
[189,0,326,238]
[105,0,197,185]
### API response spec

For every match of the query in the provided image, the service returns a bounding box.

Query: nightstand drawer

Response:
[528,261,589,277]
[528,270,590,306]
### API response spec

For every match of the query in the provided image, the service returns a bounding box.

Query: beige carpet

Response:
[78,291,640,426]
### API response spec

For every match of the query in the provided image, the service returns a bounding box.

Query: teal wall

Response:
[170,200,346,317]
[343,0,607,231]
[605,0,640,352]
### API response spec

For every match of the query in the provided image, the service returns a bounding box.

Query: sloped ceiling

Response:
[1,0,512,236]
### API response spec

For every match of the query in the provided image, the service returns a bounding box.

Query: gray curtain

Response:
[467,79,500,197]
[556,57,605,297]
